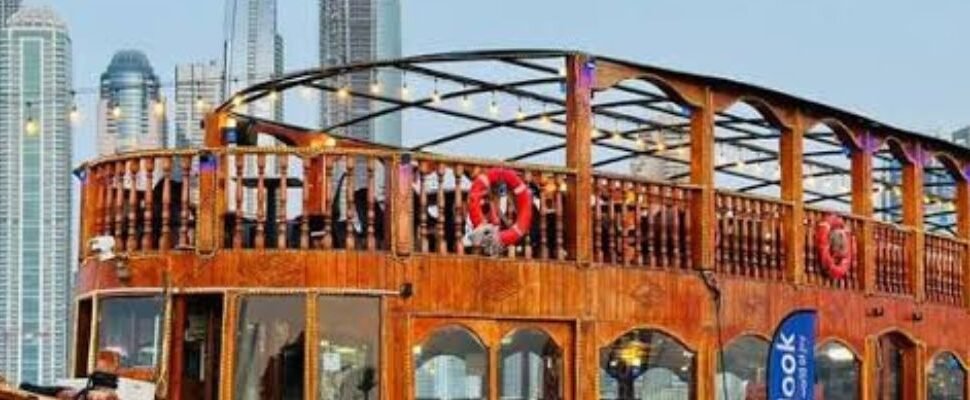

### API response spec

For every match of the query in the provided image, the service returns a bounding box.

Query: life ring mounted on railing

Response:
[814,213,855,279]
[467,168,533,254]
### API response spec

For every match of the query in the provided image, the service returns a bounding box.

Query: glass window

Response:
[499,328,562,400]
[316,296,380,400]
[929,352,966,400]
[717,335,768,400]
[877,334,906,400]
[414,325,488,400]
[97,296,163,370]
[815,341,860,400]
[599,329,694,400]
[233,295,306,400]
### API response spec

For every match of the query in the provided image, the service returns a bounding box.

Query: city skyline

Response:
[96,49,166,155]
[0,5,72,385]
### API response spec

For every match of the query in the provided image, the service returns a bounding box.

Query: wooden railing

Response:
[409,154,572,261]
[219,148,393,251]
[873,222,914,296]
[803,208,864,291]
[591,173,696,270]
[924,234,967,305]
[78,147,970,309]
[714,191,789,280]
[86,151,201,252]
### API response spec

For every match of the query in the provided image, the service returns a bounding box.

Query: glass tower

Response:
[319,0,402,146]
[223,0,283,120]
[0,6,72,385]
[174,60,222,148]
[97,50,166,155]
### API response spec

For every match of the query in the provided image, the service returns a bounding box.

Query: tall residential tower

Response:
[0,6,73,385]
[223,0,283,120]
[96,50,166,155]
[0,0,20,27]
[319,0,401,145]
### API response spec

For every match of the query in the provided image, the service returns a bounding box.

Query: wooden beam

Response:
[565,54,593,265]
[902,152,925,301]
[781,112,805,283]
[851,146,876,295]
[956,179,970,308]
[392,154,414,256]
[690,87,716,270]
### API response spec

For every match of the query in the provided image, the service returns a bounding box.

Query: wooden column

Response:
[564,54,593,265]
[198,112,228,252]
[851,144,876,294]
[780,113,805,283]
[901,150,925,300]
[392,153,414,256]
[861,336,875,400]
[690,88,716,270]
[957,178,970,307]
[79,166,98,260]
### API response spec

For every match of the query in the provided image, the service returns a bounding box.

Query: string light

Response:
[112,102,123,119]
[370,79,382,94]
[431,78,442,104]
[232,96,243,108]
[69,104,80,124]
[153,98,165,116]
[515,98,525,121]
[268,90,279,102]
[635,136,646,150]
[300,86,313,99]
[488,91,499,115]
[540,104,551,126]
[337,85,350,100]
[557,67,566,77]
[400,72,409,99]
[24,117,38,136]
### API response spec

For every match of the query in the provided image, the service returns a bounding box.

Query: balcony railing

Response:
[714,191,789,281]
[78,147,970,308]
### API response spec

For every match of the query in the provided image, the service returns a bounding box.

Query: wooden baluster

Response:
[323,155,334,250]
[344,156,357,250]
[436,163,447,254]
[714,194,723,272]
[141,157,155,250]
[608,180,620,264]
[745,198,756,277]
[730,196,741,275]
[632,183,643,267]
[682,188,692,269]
[233,154,245,248]
[592,178,603,263]
[300,155,311,249]
[124,159,137,251]
[366,157,377,251]
[255,153,266,249]
[646,184,658,268]
[178,156,192,248]
[454,165,466,256]
[522,172,534,260]
[555,174,566,260]
[654,184,668,268]
[277,155,289,249]
[159,158,172,250]
[417,163,429,253]
[724,196,736,274]
[536,172,549,260]
[93,166,106,237]
[669,186,682,270]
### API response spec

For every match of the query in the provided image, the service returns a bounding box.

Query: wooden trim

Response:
[903,154,926,301]
[781,112,805,283]
[690,87,716,270]
[565,54,593,265]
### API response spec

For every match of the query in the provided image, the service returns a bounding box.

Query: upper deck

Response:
[69,50,970,399]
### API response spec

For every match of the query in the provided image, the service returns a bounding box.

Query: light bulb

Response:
[69,106,80,124]
[462,95,472,110]
[24,118,38,135]
[153,100,165,116]
[370,81,381,94]
[112,105,122,118]
[489,100,499,116]
[516,107,525,121]
[400,83,409,99]
[232,96,244,108]
[337,86,350,100]
[268,91,279,102]
[431,90,442,104]
[540,113,551,126]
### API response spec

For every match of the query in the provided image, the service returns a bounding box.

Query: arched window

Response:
[815,341,860,399]
[414,325,488,400]
[717,335,768,400]
[928,352,966,400]
[499,328,562,400]
[877,332,916,400]
[599,329,695,400]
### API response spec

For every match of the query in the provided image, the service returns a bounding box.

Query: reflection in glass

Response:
[414,325,488,400]
[717,335,768,400]
[316,296,380,400]
[499,329,562,400]
[599,329,694,400]
[877,335,904,400]
[97,296,163,370]
[815,342,860,400]
[233,295,306,400]
[928,352,966,400]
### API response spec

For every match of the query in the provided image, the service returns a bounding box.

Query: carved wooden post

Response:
[565,53,593,264]
[690,88,716,270]
[79,165,98,260]
[198,112,228,252]
[902,143,925,300]
[392,153,414,256]
[851,134,876,295]
[781,113,805,283]
[957,176,970,307]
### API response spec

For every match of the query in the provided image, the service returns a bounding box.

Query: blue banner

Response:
[767,309,818,400]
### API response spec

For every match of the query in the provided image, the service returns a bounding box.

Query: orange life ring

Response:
[468,168,533,247]
[814,214,855,279]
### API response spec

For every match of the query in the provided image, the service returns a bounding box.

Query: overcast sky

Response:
[28,0,970,165]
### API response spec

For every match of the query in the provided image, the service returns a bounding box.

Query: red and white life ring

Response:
[814,214,855,279]
[468,168,533,247]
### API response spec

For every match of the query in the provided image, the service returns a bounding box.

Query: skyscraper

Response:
[952,126,970,149]
[320,0,402,145]
[96,50,166,155]
[0,0,20,27]
[174,60,222,148]
[223,0,283,120]
[0,6,72,385]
